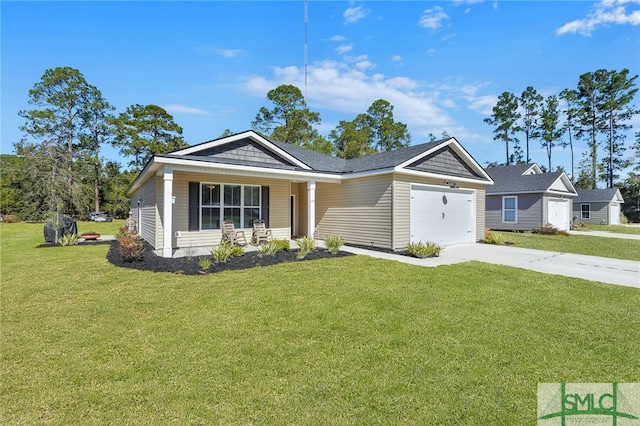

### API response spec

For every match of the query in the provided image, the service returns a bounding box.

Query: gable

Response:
[405,146,481,179]
[187,138,298,168]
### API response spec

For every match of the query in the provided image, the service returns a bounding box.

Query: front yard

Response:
[1,223,639,424]
[490,230,640,261]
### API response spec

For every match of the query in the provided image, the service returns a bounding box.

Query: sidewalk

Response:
[568,230,640,240]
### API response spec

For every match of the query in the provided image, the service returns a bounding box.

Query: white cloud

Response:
[195,46,242,58]
[343,6,367,24]
[419,6,449,30]
[163,104,212,116]
[392,54,403,63]
[243,60,456,135]
[336,44,353,54]
[557,0,640,35]
[327,35,346,42]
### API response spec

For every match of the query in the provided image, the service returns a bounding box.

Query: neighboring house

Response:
[484,163,577,231]
[572,188,624,225]
[128,130,494,257]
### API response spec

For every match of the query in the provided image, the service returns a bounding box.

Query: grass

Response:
[583,223,640,235]
[491,231,640,261]
[2,223,639,424]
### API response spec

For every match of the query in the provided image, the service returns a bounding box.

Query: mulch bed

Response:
[106,241,354,275]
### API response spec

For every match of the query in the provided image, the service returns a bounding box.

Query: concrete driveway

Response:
[340,243,640,288]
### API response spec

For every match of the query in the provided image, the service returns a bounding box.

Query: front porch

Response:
[146,167,338,258]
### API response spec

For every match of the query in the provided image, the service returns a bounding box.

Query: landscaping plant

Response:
[295,236,315,259]
[484,230,506,245]
[116,226,144,262]
[406,241,442,258]
[211,242,234,263]
[58,233,79,246]
[324,235,345,254]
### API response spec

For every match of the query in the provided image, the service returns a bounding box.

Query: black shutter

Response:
[188,182,200,231]
[261,186,270,227]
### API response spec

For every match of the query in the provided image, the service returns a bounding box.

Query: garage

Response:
[410,184,475,246]
[547,198,569,231]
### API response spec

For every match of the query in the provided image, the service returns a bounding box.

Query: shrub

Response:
[2,214,20,223]
[536,224,570,236]
[116,227,144,262]
[325,235,345,254]
[211,242,234,263]
[257,240,280,257]
[272,239,290,252]
[59,233,79,246]
[484,230,506,245]
[406,241,442,258]
[571,222,589,231]
[230,245,245,258]
[296,236,315,259]
[198,257,211,271]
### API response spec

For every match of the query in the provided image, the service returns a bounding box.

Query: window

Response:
[200,183,261,230]
[581,204,590,219]
[502,196,517,223]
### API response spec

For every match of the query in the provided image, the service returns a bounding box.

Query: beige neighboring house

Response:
[128,130,494,257]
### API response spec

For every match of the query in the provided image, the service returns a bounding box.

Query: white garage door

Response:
[410,185,474,246]
[609,204,621,225]
[547,198,569,231]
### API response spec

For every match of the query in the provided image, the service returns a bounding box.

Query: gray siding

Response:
[191,139,295,167]
[572,202,610,224]
[486,193,543,231]
[407,146,480,178]
[315,175,393,249]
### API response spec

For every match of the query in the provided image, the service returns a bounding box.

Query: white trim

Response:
[307,181,316,238]
[162,167,174,258]
[581,203,591,220]
[522,164,543,175]
[290,194,296,237]
[199,182,262,230]
[170,130,312,170]
[502,195,518,224]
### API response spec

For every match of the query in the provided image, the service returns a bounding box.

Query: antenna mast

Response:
[304,0,308,98]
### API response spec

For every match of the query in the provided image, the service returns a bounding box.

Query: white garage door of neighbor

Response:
[547,198,569,231]
[610,204,621,225]
[410,185,474,246]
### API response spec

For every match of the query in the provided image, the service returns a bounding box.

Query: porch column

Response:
[162,167,173,258]
[307,180,316,238]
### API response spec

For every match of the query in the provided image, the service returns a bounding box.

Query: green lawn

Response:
[2,223,639,424]
[580,223,640,235]
[491,231,640,261]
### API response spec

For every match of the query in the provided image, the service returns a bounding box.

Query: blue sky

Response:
[2,1,639,177]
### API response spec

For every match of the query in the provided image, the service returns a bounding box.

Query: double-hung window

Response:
[502,196,517,223]
[581,204,590,219]
[201,183,261,229]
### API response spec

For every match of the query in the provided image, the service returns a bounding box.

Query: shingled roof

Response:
[574,188,624,203]
[485,164,576,195]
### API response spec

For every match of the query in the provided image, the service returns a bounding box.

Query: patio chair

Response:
[220,220,247,246]
[251,219,273,245]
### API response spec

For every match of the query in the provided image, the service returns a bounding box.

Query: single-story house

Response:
[128,130,494,257]
[572,188,624,225]
[484,163,577,231]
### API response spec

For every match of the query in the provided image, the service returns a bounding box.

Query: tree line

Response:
[483,68,638,191]
[2,66,639,223]
[1,68,412,222]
